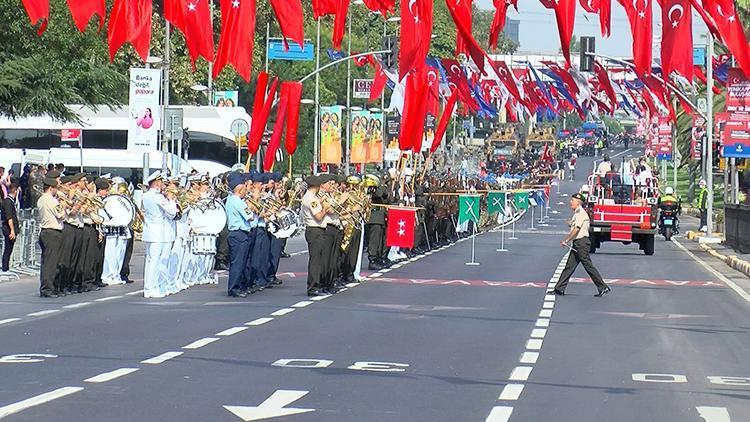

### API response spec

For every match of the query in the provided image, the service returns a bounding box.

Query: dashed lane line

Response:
[0,387,84,419]
[486,406,514,422]
[182,337,220,350]
[530,328,547,338]
[269,308,296,316]
[84,368,139,383]
[526,339,543,350]
[520,352,539,364]
[345,282,360,288]
[245,317,274,326]
[542,302,554,309]
[94,295,124,302]
[125,289,144,296]
[63,302,92,309]
[508,366,533,381]
[291,301,313,308]
[498,384,525,401]
[0,318,21,326]
[26,309,60,317]
[141,351,183,365]
[538,309,553,318]
[309,294,332,301]
[216,326,249,336]
[535,318,550,328]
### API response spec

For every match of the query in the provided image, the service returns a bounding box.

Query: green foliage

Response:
[601,115,623,135]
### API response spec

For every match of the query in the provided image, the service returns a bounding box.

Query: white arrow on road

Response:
[224,390,314,421]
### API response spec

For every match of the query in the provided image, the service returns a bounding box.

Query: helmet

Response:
[362,174,380,187]
[664,187,674,195]
[346,175,362,185]
[699,179,707,187]
[580,184,590,193]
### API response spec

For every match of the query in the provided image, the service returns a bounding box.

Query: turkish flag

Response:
[399,69,430,151]
[399,0,434,80]
[213,0,256,81]
[248,77,279,155]
[618,0,653,76]
[363,0,395,16]
[263,93,288,172]
[703,0,750,78]
[107,0,152,62]
[442,59,479,111]
[386,207,416,248]
[452,0,472,57]
[446,0,488,74]
[268,0,305,49]
[283,81,303,155]
[661,0,692,80]
[313,0,350,49]
[489,0,511,49]
[21,0,48,35]
[491,60,527,110]
[369,63,388,102]
[593,60,618,111]
[66,0,105,32]
[580,0,611,37]
[552,0,577,67]
[165,0,214,66]
[431,89,459,153]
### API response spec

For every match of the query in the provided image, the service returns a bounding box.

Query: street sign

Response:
[230,118,250,137]
[693,47,706,67]
[697,98,707,114]
[353,79,374,99]
[164,108,184,141]
[267,39,314,61]
[61,129,81,143]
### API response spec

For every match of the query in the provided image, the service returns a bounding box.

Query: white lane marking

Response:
[94,295,123,302]
[291,301,313,308]
[224,389,315,421]
[520,352,539,364]
[380,268,392,273]
[485,406,513,422]
[245,317,274,326]
[63,302,92,309]
[370,272,383,278]
[0,318,21,326]
[542,302,554,309]
[544,294,556,302]
[310,295,331,301]
[535,318,550,327]
[526,339,543,350]
[672,238,750,304]
[84,367,139,383]
[530,328,547,338]
[270,308,295,316]
[182,337,220,349]
[696,406,731,422]
[0,387,84,419]
[125,290,144,296]
[345,282,359,288]
[509,366,533,381]
[498,384,525,401]
[216,326,249,336]
[141,351,183,364]
[539,309,553,318]
[27,309,59,317]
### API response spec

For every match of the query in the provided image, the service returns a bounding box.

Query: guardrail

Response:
[725,204,750,254]
[0,209,40,282]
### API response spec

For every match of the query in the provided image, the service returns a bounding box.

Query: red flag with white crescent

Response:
[165,0,214,66]
[593,60,618,110]
[213,0,256,81]
[703,0,750,78]
[618,0,653,76]
[661,0,692,80]
[399,69,430,151]
[399,0,434,80]
[489,0,511,49]
[107,0,152,62]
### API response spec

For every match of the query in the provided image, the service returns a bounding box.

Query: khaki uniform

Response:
[552,206,608,293]
[37,192,64,296]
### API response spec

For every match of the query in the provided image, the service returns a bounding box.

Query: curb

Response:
[693,239,750,279]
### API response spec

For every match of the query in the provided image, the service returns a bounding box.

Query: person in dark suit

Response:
[1,182,19,272]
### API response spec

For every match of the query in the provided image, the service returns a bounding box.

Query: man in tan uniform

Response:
[548,193,610,297]
[37,176,66,297]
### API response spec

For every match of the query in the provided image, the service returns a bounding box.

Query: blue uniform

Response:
[225,194,255,295]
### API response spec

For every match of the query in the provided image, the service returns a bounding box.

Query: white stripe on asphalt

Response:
[182,337,220,349]
[216,326,248,336]
[141,351,183,364]
[125,290,144,296]
[94,296,123,302]
[508,366,533,381]
[695,406,730,422]
[270,308,295,316]
[520,352,539,364]
[345,282,359,288]
[539,309,553,318]
[310,295,331,301]
[245,317,274,326]
[530,329,547,338]
[63,302,92,309]
[544,294,556,301]
[526,339,543,350]
[291,301,313,308]
[370,272,383,278]
[485,406,513,422]
[535,318,550,327]
[84,368,139,383]
[672,238,750,304]
[0,387,84,419]
[0,318,21,326]
[27,310,59,317]
[498,384,525,401]
[542,302,554,309]
[380,268,392,272]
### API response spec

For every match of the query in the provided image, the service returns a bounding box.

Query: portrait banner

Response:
[350,110,370,164]
[127,68,162,152]
[320,105,343,164]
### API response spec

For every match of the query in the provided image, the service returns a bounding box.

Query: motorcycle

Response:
[658,207,679,241]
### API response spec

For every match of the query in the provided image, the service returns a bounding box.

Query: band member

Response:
[225,172,254,297]
[366,173,390,270]
[102,177,132,285]
[141,171,178,298]
[168,175,192,292]
[249,173,271,290]
[320,174,342,294]
[37,174,65,298]
[191,174,219,285]
[265,173,285,287]
[301,175,332,296]
[78,178,106,292]
[58,174,85,295]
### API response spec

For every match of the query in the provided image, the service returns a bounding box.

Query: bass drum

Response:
[100,194,136,228]
[273,207,300,239]
[188,200,227,235]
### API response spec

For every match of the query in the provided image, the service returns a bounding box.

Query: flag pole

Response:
[496,213,508,252]
[465,203,480,265]
[509,211,518,240]
[529,205,536,230]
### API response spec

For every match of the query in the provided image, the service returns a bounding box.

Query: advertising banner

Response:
[726,68,750,114]
[127,68,162,152]
[384,113,401,162]
[656,117,672,160]
[320,105,343,164]
[422,113,436,152]
[214,90,239,107]
[61,128,81,144]
[353,79,374,99]
[350,110,370,164]
[368,112,384,163]
[691,116,706,160]
[722,113,750,158]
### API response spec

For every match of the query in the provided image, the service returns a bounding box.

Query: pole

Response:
[510,216,518,239]
[706,32,714,234]
[496,215,508,252]
[258,22,270,173]
[207,0,213,106]
[162,21,171,174]
[381,20,387,166]
[529,206,536,230]
[313,19,321,175]
[465,221,479,266]
[345,14,352,175]
[79,132,84,172]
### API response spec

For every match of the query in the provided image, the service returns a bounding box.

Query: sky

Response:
[473,0,714,58]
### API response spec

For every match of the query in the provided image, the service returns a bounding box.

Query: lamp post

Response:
[706,32,715,234]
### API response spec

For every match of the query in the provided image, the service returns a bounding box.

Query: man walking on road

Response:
[548,193,611,297]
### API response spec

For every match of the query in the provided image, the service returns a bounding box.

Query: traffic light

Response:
[580,36,595,72]
[383,36,398,70]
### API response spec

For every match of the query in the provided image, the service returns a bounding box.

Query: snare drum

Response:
[103,226,127,237]
[190,234,217,255]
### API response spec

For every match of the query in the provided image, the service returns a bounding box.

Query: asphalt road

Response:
[1,145,749,422]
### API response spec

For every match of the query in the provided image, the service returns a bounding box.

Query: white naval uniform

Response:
[142,188,178,298]
[102,224,130,285]
[191,192,217,285]
[169,210,192,292]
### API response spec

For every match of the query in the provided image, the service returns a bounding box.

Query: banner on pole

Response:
[384,113,401,162]
[727,68,750,114]
[458,194,481,224]
[513,191,529,210]
[722,113,750,158]
[127,68,162,152]
[353,79,374,99]
[386,207,416,248]
[487,191,507,215]
[691,116,706,160]
[656,117,672,160]
[320,105,343,164]
[368,112,384,163]
[350,110,370,164]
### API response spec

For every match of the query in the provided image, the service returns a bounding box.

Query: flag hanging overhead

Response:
[551,0,577,67]
[213,0,256,81]
[107,0,152,62]
[66,0,105,32]
[660,0,692,80]
[165,0,214,66]
[399,0,434,79]
[618,0,653,76]
[21,0,48,34]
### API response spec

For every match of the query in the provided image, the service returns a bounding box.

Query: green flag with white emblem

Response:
[458,194,480,224]
[487,191,507,215]
[514,191,529,210]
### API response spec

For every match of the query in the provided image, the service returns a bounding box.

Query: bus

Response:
[0,104,252,178]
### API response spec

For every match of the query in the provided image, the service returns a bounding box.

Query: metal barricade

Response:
[1,208,40,280]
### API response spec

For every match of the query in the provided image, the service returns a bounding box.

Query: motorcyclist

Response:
[658,186,681,233]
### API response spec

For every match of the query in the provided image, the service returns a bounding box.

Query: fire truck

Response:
[585,164,660,255]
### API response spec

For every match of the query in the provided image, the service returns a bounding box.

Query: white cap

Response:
[699,179,707,186]
[664,186,674,195]
[231,163,245,172]
[404,167,414,176]
[144,170,163,185]
[580,184,590,192]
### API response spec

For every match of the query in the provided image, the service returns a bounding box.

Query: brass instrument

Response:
[318,191,358,251]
